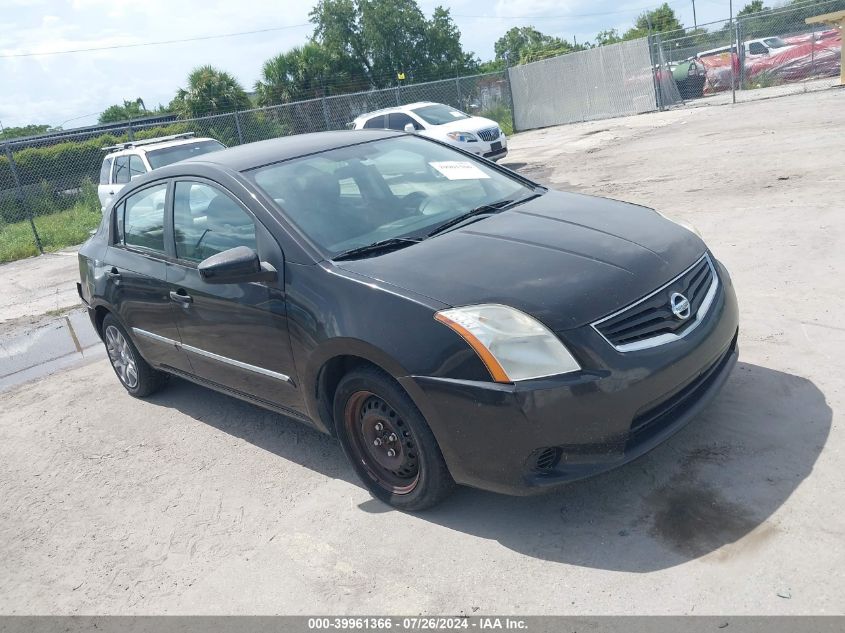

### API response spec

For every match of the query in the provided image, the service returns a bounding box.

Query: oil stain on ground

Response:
[646,482,759,558]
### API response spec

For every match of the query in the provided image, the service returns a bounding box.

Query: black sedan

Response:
[77,130,738,510]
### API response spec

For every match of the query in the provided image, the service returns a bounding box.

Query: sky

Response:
[0,0,734,130]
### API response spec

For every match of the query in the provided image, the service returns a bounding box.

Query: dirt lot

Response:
[1,89,843,615]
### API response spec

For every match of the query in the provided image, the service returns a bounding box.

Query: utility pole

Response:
[692,0,698,30]
[729,0,736,104]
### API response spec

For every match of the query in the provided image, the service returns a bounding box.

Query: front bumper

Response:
[461,137,508,161]
[400,260,739,495]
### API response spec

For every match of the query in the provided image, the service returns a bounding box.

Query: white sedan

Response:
[351,102,507,161]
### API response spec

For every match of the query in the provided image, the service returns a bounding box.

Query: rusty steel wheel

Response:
[334,367,456,510]
[344,391,420,495]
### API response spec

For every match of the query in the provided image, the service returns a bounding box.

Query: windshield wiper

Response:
[426,200,514,238]
[332,237,423,261]
[427,192,545,238]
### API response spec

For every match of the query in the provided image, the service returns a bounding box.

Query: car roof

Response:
[181,129,403,172]
[105,136,219,158]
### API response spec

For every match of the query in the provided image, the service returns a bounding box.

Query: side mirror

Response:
[404,123,417,133]
[198,246,277,284]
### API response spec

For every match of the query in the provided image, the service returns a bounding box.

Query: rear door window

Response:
[129,155,147,179]
[122,183,168,253]
[113,156,130,184]
[387,112,421,131]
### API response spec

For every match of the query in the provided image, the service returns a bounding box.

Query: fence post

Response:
[233,110,244,144]
[320,77,331,130]
[321,95,331,130]
[455,75,462,108]
[736,18,745,90]
[395,82,401,106]
[810,24,816,89]
[646,33,664,112]
[504,65,518,133]
[729,2,737,104]
[4,142,43,255]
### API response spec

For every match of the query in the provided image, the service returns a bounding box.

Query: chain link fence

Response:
[1,0,841,262]
[659,0,844,102]
[508,37,682,131]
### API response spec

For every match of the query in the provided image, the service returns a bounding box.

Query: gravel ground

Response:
[1,88,843,615]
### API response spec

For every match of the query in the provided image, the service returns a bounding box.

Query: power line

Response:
[0,23,312,59]
[451,0,693,21]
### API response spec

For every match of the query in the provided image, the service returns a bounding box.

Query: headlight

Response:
[446,131,478,143]
[434,304,580,383]
[655,210,702,238]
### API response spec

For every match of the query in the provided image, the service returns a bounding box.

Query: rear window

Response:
[363,115,386,129]
[145,140,225,169]
[99,157,113,185]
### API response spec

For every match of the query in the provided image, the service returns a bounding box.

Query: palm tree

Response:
[170,66,252,119]
[254,43,367,107]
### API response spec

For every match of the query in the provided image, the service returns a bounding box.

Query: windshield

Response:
[411,104,471,126]
[763,37,789,48]
[146,140,225,169]
[249,135,534,257]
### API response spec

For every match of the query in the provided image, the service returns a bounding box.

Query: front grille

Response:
[477,127,500,142]
[593,255,718,351]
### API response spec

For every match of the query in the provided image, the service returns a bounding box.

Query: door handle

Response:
[106,267,121,280]
[169,290,193,305]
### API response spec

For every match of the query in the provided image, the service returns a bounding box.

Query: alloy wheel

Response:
[105,325,139,389]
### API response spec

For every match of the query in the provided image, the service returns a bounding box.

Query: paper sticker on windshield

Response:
[449,111,464,117]
[429,161,490,180]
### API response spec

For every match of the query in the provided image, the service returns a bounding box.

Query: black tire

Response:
[101,313,167,398]
[333,367,455,511]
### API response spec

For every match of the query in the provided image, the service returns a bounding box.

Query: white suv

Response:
[97,133,225,212]
[351,102,507,161]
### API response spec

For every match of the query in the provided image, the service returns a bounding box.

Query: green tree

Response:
[98,98,148,123]
[737,1,766,16]
[477,59,506,73]
[594,28,623,47]
[493,26,578,63]
[169,66,252,118]
[255,42,366,105]
[0,123,54,140]
[623,3,685,39]
[310,0,475,87]
[425,6,478,76]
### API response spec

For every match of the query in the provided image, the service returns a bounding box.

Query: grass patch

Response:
[0,202,101,263]
[479,104,514,136]
[44,305,79,318]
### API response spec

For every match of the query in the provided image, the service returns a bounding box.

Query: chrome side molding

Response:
[131,327,292,383]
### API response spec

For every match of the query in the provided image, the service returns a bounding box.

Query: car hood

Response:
[335,191,706,331]
[426,116,499,134]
